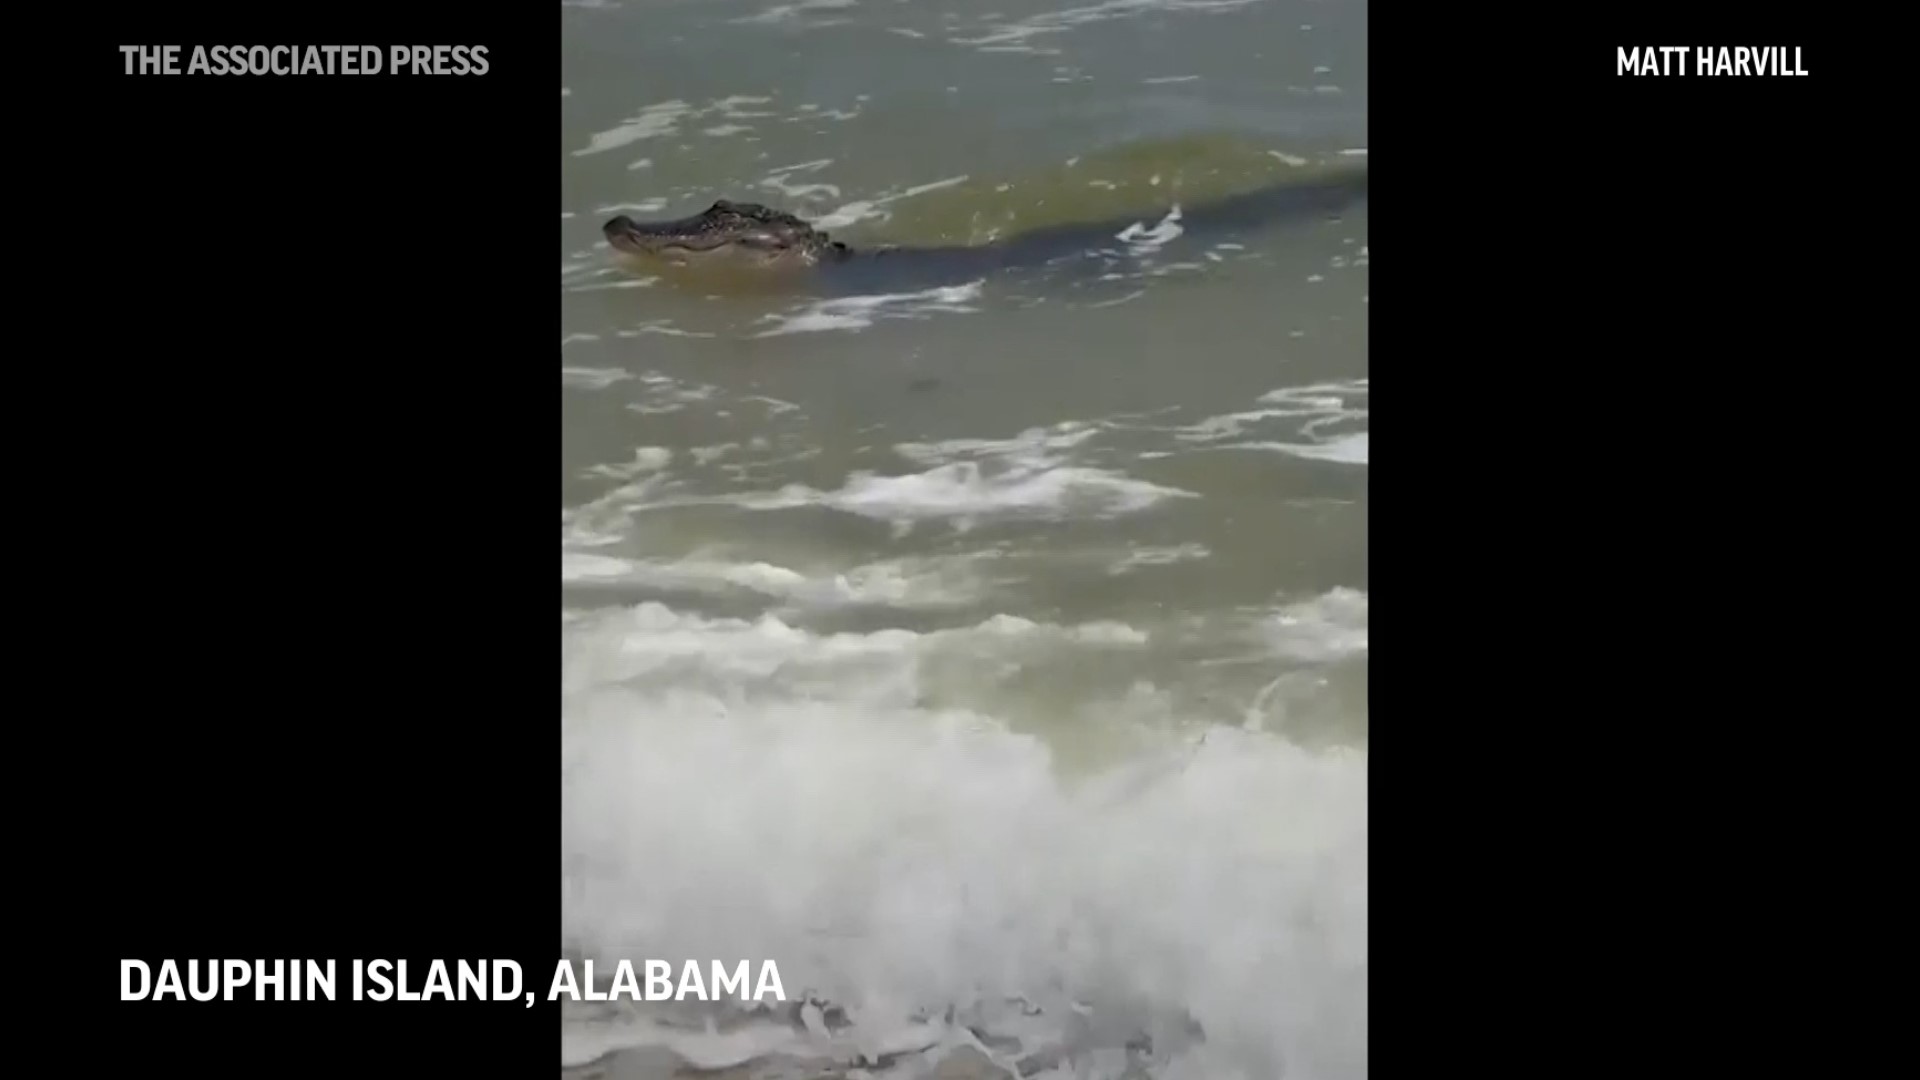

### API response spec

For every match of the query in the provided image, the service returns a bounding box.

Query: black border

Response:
[58,7,553,1074]
[1377,12,1864,1069]
[40,2,1873,1075]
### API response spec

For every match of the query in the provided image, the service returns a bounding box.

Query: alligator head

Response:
[602,199,849,270]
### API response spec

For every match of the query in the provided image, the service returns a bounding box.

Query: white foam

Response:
[713,95,777,113]
[895,421,1102,468]
[574,100,693,156]
[1116,205,1185,252]
[745,422,1187,530]
[753,281,984,337]
[1246,432,1369,466]
[595,199,668,214]
[564,604,1149,696]
[577,95,793,158]
[560,552,987,611]
[1266,588,1369,663]
[828,173,971,229]
[732,0,860,27]
[562,600,1366,1080]
[950,0,1271,52]
[1136,380,1369,466]
[585,447,673,480]
[614,321,714,339]
[569,417,1190,536]
[778,461,1191,527]
[562,366,631,391]
[618,372,723,416]
[1108,543,1212,574]
[569,277,657,293]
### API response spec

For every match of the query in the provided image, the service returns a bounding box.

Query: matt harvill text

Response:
[1617,46,1808,76]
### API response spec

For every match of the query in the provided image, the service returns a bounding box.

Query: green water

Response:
[561,3,1367,1078]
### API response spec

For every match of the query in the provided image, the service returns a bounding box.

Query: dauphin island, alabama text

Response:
[120,958,787,1004]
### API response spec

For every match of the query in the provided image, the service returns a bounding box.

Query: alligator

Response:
[601,163,1365,296]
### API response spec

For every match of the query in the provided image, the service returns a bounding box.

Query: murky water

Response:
[562,2,1366,1077]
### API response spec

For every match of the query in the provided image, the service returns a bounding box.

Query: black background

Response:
[30,3,1882,1074]
[43,4,555,1073]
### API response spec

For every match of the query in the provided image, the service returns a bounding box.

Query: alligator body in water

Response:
[601,164,1366,297]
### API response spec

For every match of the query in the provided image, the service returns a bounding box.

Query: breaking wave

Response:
[562,598,1366,1080]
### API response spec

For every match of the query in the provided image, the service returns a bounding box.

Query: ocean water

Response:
[561,1,1366,1077]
